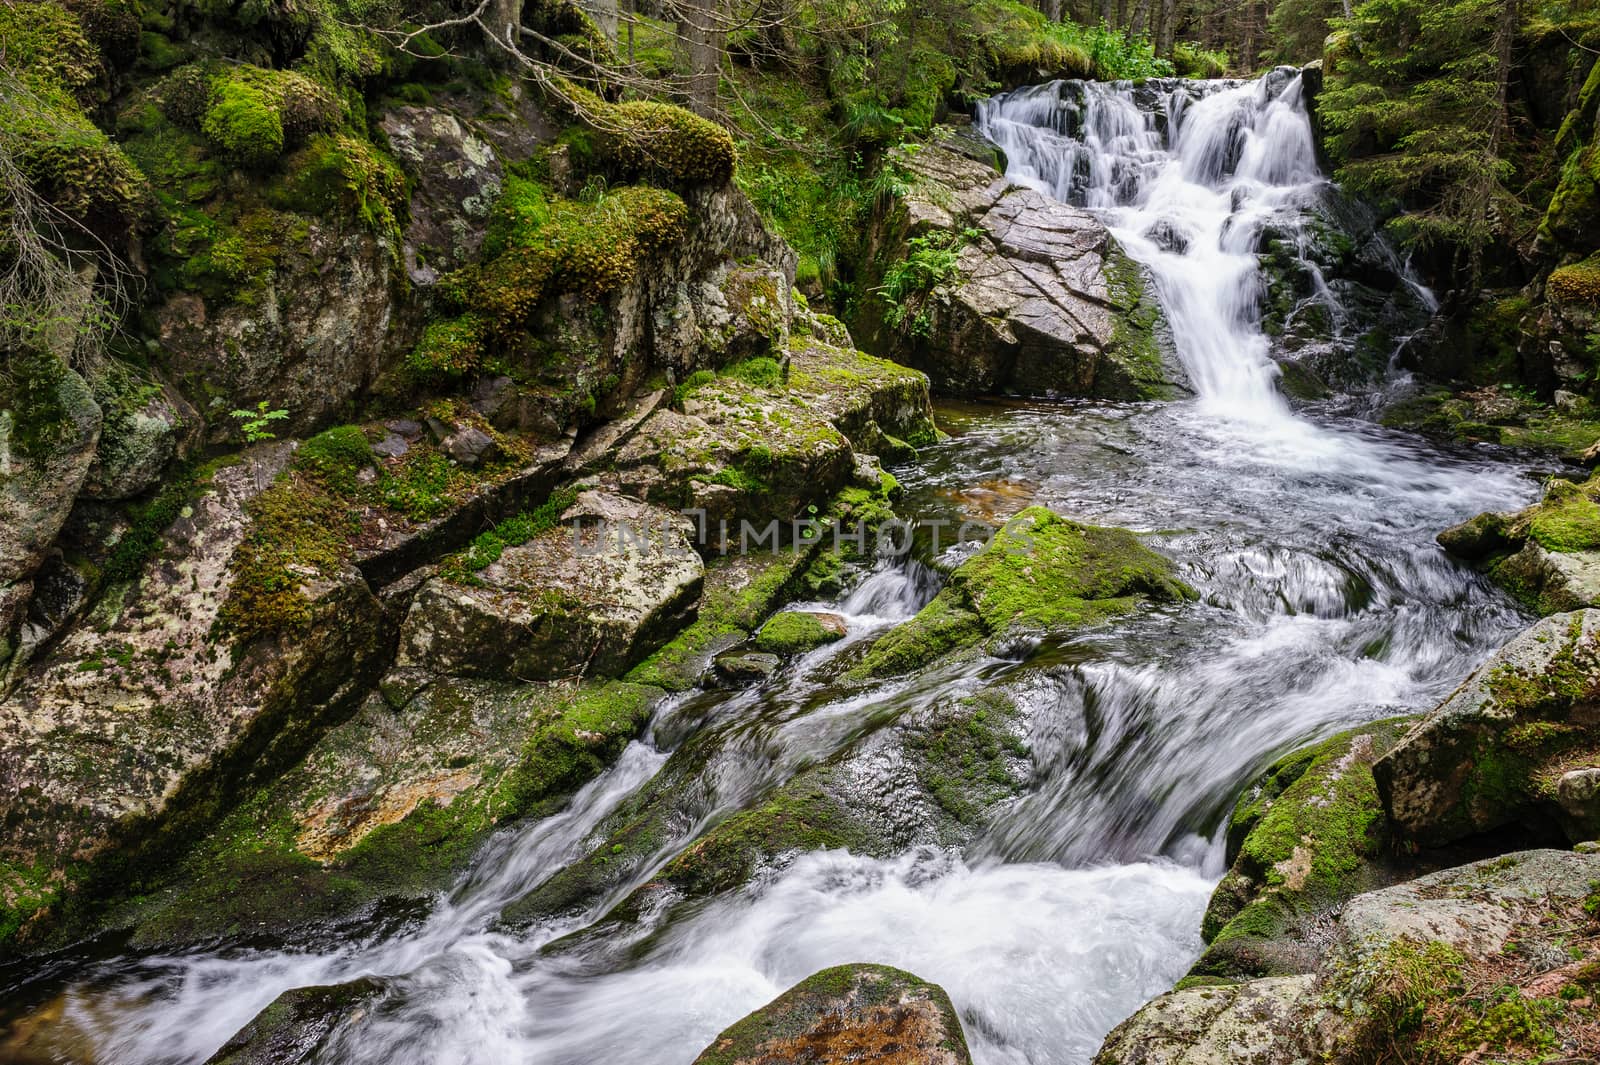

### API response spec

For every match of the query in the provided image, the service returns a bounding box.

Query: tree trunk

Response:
[1099,0,1113,26]
[584,0,619,42]
[1129,0,1151,37]
[1156,0,1177,53]
[485,0,522,57]
[680,0,720,117]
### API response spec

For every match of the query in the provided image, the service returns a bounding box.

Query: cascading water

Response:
[3,74,1549,1065]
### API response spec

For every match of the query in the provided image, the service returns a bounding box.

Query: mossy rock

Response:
[856,506,1194,678]
[204,979,388,1065]
[1192,716,1416,980]
[752,611,845,655]
[691,964,972,1065]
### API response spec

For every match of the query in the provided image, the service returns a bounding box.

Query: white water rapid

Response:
[2,73,1549,1065]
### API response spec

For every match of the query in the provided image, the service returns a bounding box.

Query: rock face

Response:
[156,222,401,440]
[0,446,388,946]
[1373,609,1600,847]
[1096,849,1600,1065]
[853,137,1186,399]
[0,350,102,676]
[692,964,972,1065]
[203,979,388,1065]
[397,491,704,681]
[1439,473,1600,614]
[380,105,506,283]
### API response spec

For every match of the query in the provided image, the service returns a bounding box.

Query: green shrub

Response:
[1172,41,1229,78]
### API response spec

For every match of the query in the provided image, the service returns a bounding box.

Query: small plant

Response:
[230,400,289,442]
[878,228,979,337]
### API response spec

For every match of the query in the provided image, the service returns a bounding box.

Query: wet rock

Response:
[754,611,848,655]
[691,964,972,1065]
[712,651,782,687]
[396,491,703,680]
[0,446,389,950]
[1558,767,1600,825]
[1099,850,1600,1065]
[1440,474,1600,612]
[1373,609,1600,848]
[1192,717,1416,981]
[856,507,1193,678]
[204,979,388,1065]
[854,139,1187,400]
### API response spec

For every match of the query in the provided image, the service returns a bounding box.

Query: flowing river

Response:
[2,71,1550,1065]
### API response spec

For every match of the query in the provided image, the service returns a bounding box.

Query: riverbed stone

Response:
[1373,609,1600,848]
[753,611,848,655]
[852,138,1187,400]
[204,979,389,1065]
[856,506,1193,678]
[396,491,704,680]
[691,963,972,1065]
[1439,473,1600,613]
[1192,717,1416,981]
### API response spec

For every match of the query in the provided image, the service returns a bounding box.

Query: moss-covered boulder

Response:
[1191,717,1415,981]
[1440,474,1600,614]
[692,964,972,1065]
[851,135,1187,400]
[857,506,1193,678]
[1374,610,1600,848]
[0,445,389,953]
[1096,849,1600,1065]
[396,491,704,681]
[753,611,847,655]
[605,339,934,528]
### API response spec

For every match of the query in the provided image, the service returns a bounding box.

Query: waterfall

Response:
[977,70,1340,422]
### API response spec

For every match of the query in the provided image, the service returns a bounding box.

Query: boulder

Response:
[856,506,1194,678]
[1373,609,1600,847]
[1192,717,1415,981]
[396,491,704,680]
[754,611,848,655]
[1096,850,1600,1065]
[691,964,972,1065]
[1439,474,1600,613]
[0,445,389,951]
[853,138,1187,400]
[711,650,782,688]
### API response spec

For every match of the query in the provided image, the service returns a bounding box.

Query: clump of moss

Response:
[1524,476,1600,553]
[161,63,340,169]
[1549,256,1600,304]
[557,82,737,186]
[753,611,842,655]
[416,177,688,377]
[216,472,358,644]
[271,132,407,240]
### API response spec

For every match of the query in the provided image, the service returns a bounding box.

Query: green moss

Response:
[270,132,406,242]
[753,612,842,655]
[498,681,662,816]
[1191,718,1414,980]
[1525,476,1600,553]
[855,508,1191,679]
[1104,240,1175,399]
[293,425,376,495]
[1549,257,1600,305]
[558,84,737,186]
[407,314,488,379]
[215,471,358,644]
[435,177,688,353]
[201,80,283,167]
[438,485,579,583]
[909,690,1028,826]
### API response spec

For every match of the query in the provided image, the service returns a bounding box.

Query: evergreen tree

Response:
[1317,0,1520,275]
